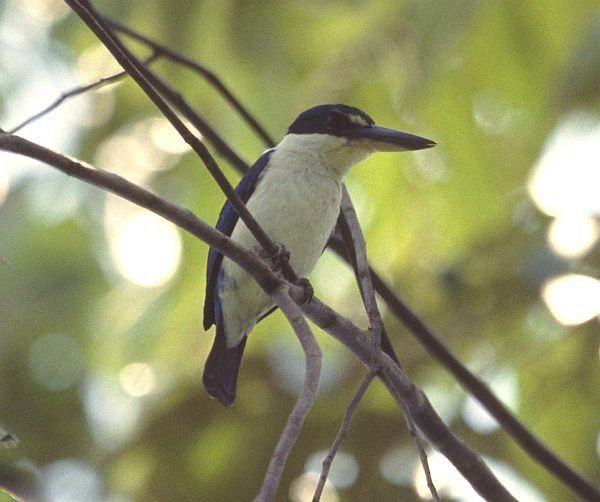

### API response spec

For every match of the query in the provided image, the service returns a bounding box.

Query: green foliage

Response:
[1,0,599,500]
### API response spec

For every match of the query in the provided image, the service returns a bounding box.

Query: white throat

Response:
[276,133,373,178]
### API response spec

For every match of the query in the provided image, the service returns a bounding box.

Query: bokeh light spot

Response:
[83,377,141,451]
[0,170,9,207]
[472,91,517,136]
[379,445,418,486]
[75,44,122,82]
[547,213,599,258]
[28,333,83,391]
[42,459,103,502]
[17,0,70,26]
[542,274,600,325]
[529,112,600,217]
[109,211,182,288]
[25,175,83,225]
[119,362,156,397]
[149,117,192,154]
[305,450,359,489]
[289,472,339,502]
[413,452,544,501]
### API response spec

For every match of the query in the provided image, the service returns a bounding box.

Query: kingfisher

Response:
[203,104,435,406]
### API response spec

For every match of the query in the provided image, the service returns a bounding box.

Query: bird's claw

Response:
[293,277,314,304]
[271,244,291,272]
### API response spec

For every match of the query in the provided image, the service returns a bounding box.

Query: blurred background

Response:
[1,0,599,500]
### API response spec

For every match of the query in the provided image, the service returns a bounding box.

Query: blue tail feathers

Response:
[202,322,247,406]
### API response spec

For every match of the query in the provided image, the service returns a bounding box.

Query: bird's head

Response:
[280,104,435,176]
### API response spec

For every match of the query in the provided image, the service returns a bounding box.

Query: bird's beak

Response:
[347,125,436,152]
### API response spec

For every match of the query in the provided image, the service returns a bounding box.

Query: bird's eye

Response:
[326,113,351,131]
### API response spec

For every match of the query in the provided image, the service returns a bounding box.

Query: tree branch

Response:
[65,0,300,283]
[299,297,517,502]
[6,53,158,134]
[140,62,250,173]
[0,132,278,295]
[365,257,600,501]
[257,286,322,501]
[338,188,438,500]
[104,18,276,148]
[312,370,376,501]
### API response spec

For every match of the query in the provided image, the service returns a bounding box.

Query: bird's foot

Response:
[293,277,314,304]
[270,244,291,272]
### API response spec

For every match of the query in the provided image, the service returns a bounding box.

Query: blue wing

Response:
[203,149,275,330]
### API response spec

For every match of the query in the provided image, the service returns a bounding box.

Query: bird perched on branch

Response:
[203,104,435,406]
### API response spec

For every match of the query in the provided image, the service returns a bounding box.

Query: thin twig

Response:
[257,286,322,501]
[338,188,438,500]
[300,297,518,502]
[0,132,518,501]
[401,404,440,501]
[65,0,300,284]
[312,370,376,501]
[7,53,158,134]
[339,187,383,350]
[104,18,276,147]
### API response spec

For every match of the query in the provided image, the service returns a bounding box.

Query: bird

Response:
[203,104,435,406]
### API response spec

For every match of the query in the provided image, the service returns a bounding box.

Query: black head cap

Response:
[287,104,375,136]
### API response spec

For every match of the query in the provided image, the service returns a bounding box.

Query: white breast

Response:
[219,143,343,346]
[218,133,373,347]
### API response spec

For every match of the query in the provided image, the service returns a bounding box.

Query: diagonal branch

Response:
[7,52,158,134]
[338,187,439,501]
[104,18,276,147]
[141,64,250,173]
[299,296,517,502]
[0,132,278,295]
[312,370,376,501]
[65,0,300,283]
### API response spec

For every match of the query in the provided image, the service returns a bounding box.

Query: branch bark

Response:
[337,188,439,500]
[299,297,517,502]
[328,236,600,501]
[312,370,376,501]
[65,0,300,283]
[104,18,276,147]
[257,287,322,502]
[6,53,158,134]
